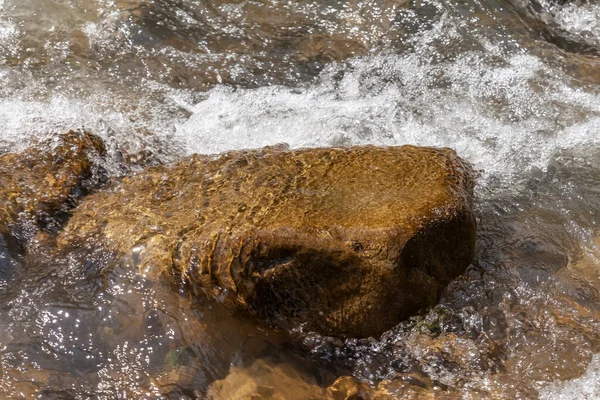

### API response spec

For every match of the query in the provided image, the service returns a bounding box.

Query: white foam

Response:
[540,355,600,400]
[0,20,16,41]
[175,45,600,185]
[0,8,597,187]
[0,12,19,57]
[549,1,600,47]
[0,88,185,166]
[0,97,95,144]
[0,95,125,149]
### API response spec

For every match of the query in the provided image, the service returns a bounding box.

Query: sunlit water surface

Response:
[1,0,600,398]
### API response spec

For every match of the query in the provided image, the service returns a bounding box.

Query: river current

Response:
[0,0,600,398]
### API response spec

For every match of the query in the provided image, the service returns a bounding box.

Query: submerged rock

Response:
[61,144,476,338]
[208,365,454,400]
[206,358,328,400]
[328,375,452,400]
[0,131,105,251]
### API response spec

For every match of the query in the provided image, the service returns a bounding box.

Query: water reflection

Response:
[0,251,296,398]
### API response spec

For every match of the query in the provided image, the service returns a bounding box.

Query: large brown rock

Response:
[0,131,105,252]
[60,144,476,338]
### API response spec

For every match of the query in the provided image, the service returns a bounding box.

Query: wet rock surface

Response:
[0,134,479,396]
[207,363,456,400]
[206,357,328,400]
[58,144,476,338]
[0,131,106,252]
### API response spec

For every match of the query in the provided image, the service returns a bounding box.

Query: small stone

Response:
[0,130,106,251]
[206,358,327,400]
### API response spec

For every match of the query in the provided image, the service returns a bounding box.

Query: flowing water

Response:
[1,0,600,398]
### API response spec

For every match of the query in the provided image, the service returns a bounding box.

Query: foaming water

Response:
[553,3,600,44]
[176,49,600,185]
[0,0,600,398]
[540,354,600,400]
[528,0,600,50]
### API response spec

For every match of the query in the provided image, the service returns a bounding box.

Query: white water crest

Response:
[533,0,600,48]
[541,355,600,400]
[177,27,600,187]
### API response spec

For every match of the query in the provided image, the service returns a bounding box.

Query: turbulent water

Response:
[1,0,600,398]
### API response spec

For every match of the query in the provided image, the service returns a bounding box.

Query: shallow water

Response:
[0,0,600,398]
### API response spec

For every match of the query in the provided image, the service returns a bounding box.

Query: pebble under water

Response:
[1,0,600,398]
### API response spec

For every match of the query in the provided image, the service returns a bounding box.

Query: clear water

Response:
[0,0,600,398]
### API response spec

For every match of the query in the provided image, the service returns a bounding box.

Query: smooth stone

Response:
[60,144,476,338]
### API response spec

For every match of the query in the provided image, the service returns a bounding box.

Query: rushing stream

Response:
[1,0,600,398]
